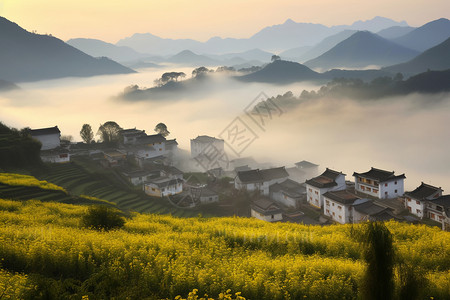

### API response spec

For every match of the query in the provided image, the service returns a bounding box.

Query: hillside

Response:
[304,31,419,71]
[383,37,450,74]
[393,18,450,52]
[0,197,449,299]
[66,38,148,63]
[376,26,415,39]
[0,17,135,82]
[237,60,322,84]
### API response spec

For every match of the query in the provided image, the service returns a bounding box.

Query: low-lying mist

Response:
[1,67,449,191]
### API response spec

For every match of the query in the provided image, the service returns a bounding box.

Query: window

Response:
[416,209,421,214]
[385,183,388,187]
[431,213,435,219]
[271,215,274,219]
[309,197,312,201]
[339,215,342,219]
[326,200,330,206]
[366,187,371,192]
[315,191,318,195]
[151,188,156,191]
[407,198,411,202]
[385,192,388,196]
[361,186,365,191]
[395,189,398,193]
[358,177,362,182]
[338,206,342,210]
[332,203,335,206]
[332,212,335,216]
[326,209,330,214]
[437,206,443,212]
[395,181,397,185]
[416,200,420,205]
[373,189,378,193]
[408,206,411,212]
[309,188,312,192]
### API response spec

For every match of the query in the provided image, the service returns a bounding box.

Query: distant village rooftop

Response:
[251,198,282,215]
[353,167,405,182]
[30,126,60,136]
[405,182,442,200]
[323,190,360,205]
[191,135,224,143]
[305,168,345,188]
[295,160,318,169]
[237,167,289,184]
[136,134,166,144]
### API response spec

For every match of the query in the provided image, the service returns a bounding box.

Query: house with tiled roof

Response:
[120,128,146,145]
[251,198,283,222]
[190,135,224,158]
[352,199,399,223]
[353,167,405,199]
[143,177,183,197]
[235,167,289,195]
[30,126,61,150]
[426,195,450,228]
[323,190,360,224]
[269,179,306,208]
[305,168,346,208]
[404,182,443,218]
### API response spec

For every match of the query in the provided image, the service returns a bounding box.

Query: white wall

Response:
[41,153,70,163]
[271,191,297,208]
[405,197,426,218]
[306,174,346,208]
[324,197,351,224]
[191,139,224,158]
[379,179,404,199]
[34,134,60,150]
[251,209,283,222]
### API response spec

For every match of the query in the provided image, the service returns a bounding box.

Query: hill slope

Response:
[304,31,419,71]
[393,18,450,52]
[238,60,322,83]
[0,17,135,82]
[383,37,450,74]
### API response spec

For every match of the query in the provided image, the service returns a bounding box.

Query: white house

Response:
[235,167,289,195]
[251,198,283,222]
[40,148,70,163]
[120,128,146,145]
[353,167,405,199]
[190,135,224,158]
[133,134,166,160]
[426,195,450,226]
[199,188,219,204]
[323,190,360,224]
[144,177,183,197]
[404,182,443,218]
[305,168,346,208]
[30,126,61,150]
[122,170,159,186]
[269,179,306,208]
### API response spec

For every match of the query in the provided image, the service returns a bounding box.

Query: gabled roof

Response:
[145,177,183,188]
[122,169,157,178]
[353,167,405,182]
[251,198,282,215]
[30,126,60,136]
[120,128,145,136]
[305,168,345,188]
[136,134,166,144]
[428,195,450,209]
[270,179,305,194]
[323,190,360,205]
[295,160,318,169]
[191,135,223,143]
[237,167,289,184]
[353,200,387,216]
[405,182,442,200]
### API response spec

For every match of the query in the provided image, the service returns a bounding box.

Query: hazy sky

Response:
[1,0,449,43]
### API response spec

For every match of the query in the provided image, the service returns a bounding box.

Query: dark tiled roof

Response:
[166,139,178,146]
[353,167,405,182]
[323,190,360,205]
[270,179,305,194]
[251,198,282,215]
[372,210,400,222]
[305,168,344,188]
[295,160,318,169]
[30,126,60,136]
[353,200,387,216]
[428,195,450,208]
[136,134,166,144]
[122,170,155,178]
[237,167,288,184]
[146,177,183,188]
[405,182,442,200]
[120,128,145,136]
[191,135,223,143]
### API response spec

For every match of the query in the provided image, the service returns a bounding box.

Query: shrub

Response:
[82,205,125,231]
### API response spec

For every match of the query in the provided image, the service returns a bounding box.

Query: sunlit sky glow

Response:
[1,0,449,43]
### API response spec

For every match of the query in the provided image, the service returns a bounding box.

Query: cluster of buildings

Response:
[29,127,450,230]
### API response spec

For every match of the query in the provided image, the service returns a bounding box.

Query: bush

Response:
[82,205,125,231]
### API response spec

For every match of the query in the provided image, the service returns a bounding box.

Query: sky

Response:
[1,0,449,43]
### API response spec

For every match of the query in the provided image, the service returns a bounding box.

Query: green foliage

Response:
[359,222,395,300]
[80,124,94,144]
[0,121,41,168]
[155,122,170,137]
[96,121,122,144]
[82,205,125,231]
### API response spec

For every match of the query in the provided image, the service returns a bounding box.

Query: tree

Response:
[97,121,122,144]
[271,55,281,62]
[80,124,94,144]
[154,123,170,137]
[359,222,395,300]
[82,205,125,231]
[192,67,210,78]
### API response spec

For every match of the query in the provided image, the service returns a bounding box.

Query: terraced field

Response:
[34,162,198,217]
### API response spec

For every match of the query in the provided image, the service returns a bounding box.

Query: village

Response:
[29,124,450,231]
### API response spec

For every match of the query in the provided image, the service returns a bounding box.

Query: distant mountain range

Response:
[383,37,450,74]
[304,31,419,71]
[115,16,409,55]
[0,17,135,82]
[392,18,450,51]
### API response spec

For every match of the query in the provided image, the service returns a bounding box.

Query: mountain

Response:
[393,18,450,52]
[278,46,312,60]
[400,69,450,93]
[0,17,135,82]
[167,50,219,66]
[304,31,419,71]
[116,17,409,55]
[376,26,415,39]
[383,37,450,74]
[237,60,321,84]
[207,49,274,63]
[66,38,148,63]
[290,30,358,62]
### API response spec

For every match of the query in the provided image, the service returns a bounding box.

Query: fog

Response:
[1,68,449,192]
